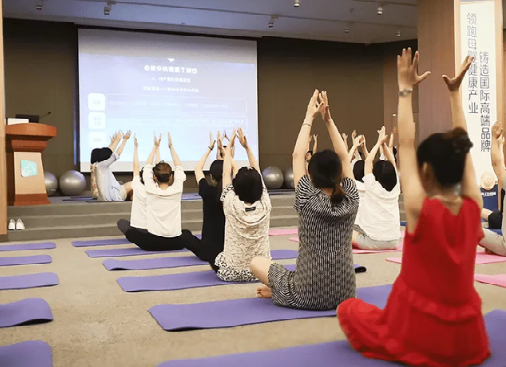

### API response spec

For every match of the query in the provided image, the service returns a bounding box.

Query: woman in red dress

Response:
[337,49,491,366]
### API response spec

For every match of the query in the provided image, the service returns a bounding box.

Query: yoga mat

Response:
[0,255,52,267]
[86,247,187,258]
[0,242,56,252]
[0,273,59,291]
[387,252,506,265]
[103,250,299,271]
[150,284,391,331]
[72,238,132,247]
[62,196,94,201]
[0,341,52,367]
[489,228,503,235]
[474,274,506,288]
[0,298,53,328]
[118,264,365,292]
[353,240,403,254]
[269,228,298,236]
[158,310,506,367]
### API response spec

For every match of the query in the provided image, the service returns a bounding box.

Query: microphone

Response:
[40,112,52,120]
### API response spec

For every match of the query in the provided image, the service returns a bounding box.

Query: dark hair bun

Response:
[445,127,473,154]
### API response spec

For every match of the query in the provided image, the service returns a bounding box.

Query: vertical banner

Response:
[460,0,498,207]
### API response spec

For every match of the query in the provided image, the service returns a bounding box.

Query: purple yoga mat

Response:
[0,298,53,328]
[150,284,391,331]
[86,247,187,258]
[117,264,365,292]
[0,242,56,252]
[0,341,52,367]
[158,310,506,367]
[103,250,299,271]
[0,273,59,291]
[72,238,131,247]
[0,255,52,267]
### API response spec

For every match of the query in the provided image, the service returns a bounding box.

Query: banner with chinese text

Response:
[460,0,497,189]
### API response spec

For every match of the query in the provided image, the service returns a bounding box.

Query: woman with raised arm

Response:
[213,128,272,282]
[479,122,506,255]
[352,127,401,250]
[117,134,159,235]
[91,131,134,201]
[250,90,359,310]
[124,133,194,251]
[305,134,318,168]
[338,50,490,366]
[182,133,227,270]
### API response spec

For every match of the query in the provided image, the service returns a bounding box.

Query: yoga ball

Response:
[44,172,58,196]
[262,166,284,190]
[59,170,86,196]
[284,167,294,189]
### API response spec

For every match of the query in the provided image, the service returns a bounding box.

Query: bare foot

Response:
[256,284,272,298]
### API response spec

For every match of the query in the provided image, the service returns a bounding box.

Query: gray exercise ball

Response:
[262,166,284,190]
[284,167,294,189]
[59,170,86,196]
[44,172,58,196]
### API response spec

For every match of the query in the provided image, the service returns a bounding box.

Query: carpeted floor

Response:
[1,235,505,367]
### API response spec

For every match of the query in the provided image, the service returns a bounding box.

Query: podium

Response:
[6,123,57,206]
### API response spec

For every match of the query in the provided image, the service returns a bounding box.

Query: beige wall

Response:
[3,19,411,190]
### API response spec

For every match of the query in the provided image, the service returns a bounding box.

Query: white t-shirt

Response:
[357,173,401,241]
[143,164,186,237]
[130,175,147,229]
[94,153,124,201]
[354,180,366,224]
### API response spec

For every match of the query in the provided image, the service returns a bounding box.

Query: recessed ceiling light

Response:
[36,0,43,10]
[294,0,301,7]
[377,5,383,15]
[395,30,401,37]
[344,28,350,34]
[268,20,274,28]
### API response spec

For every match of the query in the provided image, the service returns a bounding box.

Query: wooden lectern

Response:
[6,123,57,206]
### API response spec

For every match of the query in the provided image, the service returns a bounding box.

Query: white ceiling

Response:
[3,0,420,44]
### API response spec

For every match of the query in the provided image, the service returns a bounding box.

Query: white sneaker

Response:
[16,219,25,230]
[8,219,15,230]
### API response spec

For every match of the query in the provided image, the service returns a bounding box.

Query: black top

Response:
[199,178,225,248]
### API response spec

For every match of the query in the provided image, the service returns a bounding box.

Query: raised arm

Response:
[397,49,431,232]
[145,133,161,166]
[365,127,387,175]
[360,136,369,159]
[195,132,216,183]
[222,134,236,188]
[348,134,362,162]
[491,122,506,184]
[389,127,397,149]
[237,128,260,172]
[293,90,323,188]
[320,91,354,179]
[168,133,182,167]
[109,131,122,151]
[313,134,318,154]
[341,132,349,152]
[382,142,397,170]
[115,131,131,157]
[133,135,140,177]
[443,56,482,209]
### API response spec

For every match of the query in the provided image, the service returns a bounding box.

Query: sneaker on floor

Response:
[16,219,25,230]
[8,219,15,230]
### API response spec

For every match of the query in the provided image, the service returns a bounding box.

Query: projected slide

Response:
[78,29,258,172]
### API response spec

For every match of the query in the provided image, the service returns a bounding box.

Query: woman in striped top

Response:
[250,90,359,310]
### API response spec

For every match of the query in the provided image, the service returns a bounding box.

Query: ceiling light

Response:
[395,30,401,37]
[344,27,350,34]
[294,0,301,7]
[377,5,383,15]
[36,0,43,10]
[104,5,111,15]
[268,20,274,28]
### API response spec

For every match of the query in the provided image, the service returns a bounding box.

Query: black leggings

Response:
[182,236,223,272]
[125,227,194,252]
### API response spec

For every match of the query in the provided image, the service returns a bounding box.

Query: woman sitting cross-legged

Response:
[352,127,401,250]
[250,90,359,310]
[182,133,227,271]
[92,131,134,201]
[125,133,193,251]
[214,128,272,282]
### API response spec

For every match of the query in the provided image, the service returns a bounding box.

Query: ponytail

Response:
[330,179,346,205]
